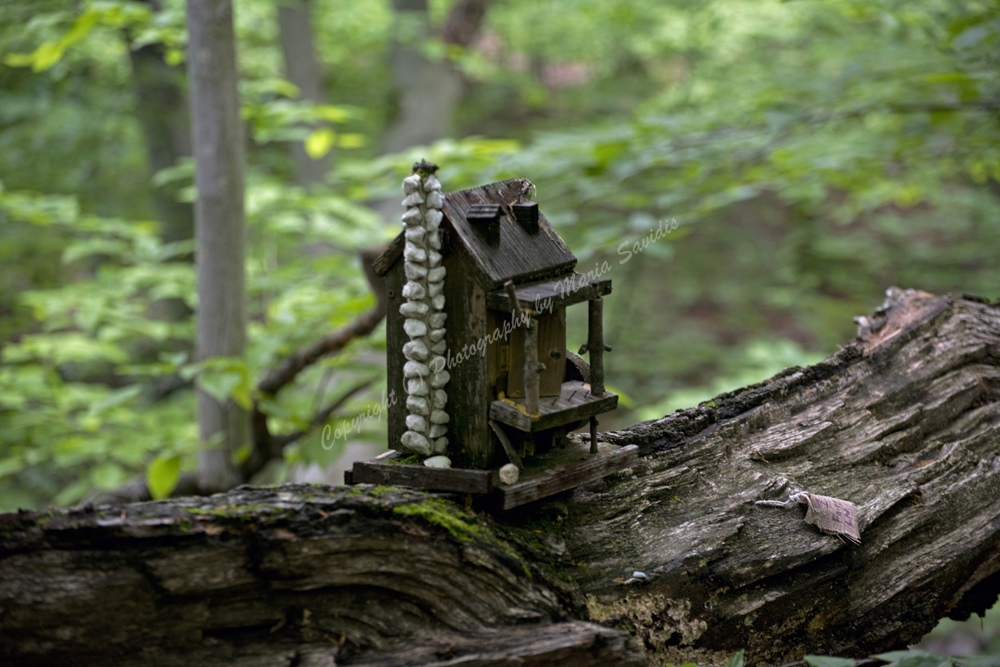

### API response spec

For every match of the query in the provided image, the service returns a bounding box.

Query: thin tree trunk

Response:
[375,0,490,223]
[277,0,330,188]
[186,0,249,491]
[129,39,194,245]
[381,0,489,154]
[2,289,999,666]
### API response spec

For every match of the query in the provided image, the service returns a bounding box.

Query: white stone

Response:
[406,395,430,415]
[403,318,427,338]
[428,312,447,329]
[423,174,441,191]
[400,431,431,456]
[425,191,443,209]
[428,250,443,268]
[431,294,446,311]
[399,301,429,319]
[427,281,444,298]
[432,389,448,408]
[430,409,450,425]
[402,192,424,207]
[404,242,427,263]
[424,455,451,468]
[403,174,421,194]
[428,328,446,342]
[406,377,428,396]
[428,234,441,250]
[402,208,422,224]
[404,361,429,378]
[430,339,447,354]
[430,370,450,388]
[428,355,447,374]
[427,266,446,283]
[432,437,448,454]
[402,281,426,299]
[403,340,428,361]
[404,226,426,243]
[429,423,448,438]
[404,263,428,280]
[499,463,519,485]
[425,209,443,229]
[405,414,428,432]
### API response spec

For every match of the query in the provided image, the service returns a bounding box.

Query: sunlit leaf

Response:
[147,454,181,500]
[305,128,336,159]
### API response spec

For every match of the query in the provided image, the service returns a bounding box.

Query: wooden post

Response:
[524,316,540,415]
[588,298,605,397]
[489,420,523,470]
[504,280,524,325]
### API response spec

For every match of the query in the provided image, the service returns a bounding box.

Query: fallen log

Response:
[1,289,998,666]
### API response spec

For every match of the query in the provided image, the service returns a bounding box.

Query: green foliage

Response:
[146,453,180,500]
[723,649,745,667]
[805,657,857,667]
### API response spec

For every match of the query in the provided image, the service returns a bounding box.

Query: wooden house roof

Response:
[373,178,577,290]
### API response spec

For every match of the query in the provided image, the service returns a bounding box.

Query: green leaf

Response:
[305,128,336,159]
[806,657,857,667]
[958,658,1000,667]
[147,454,181,500]
[197,370,243,406]
[88,385,142,416]
[0,457,25,480]
[91,461,128,490]
[723,649,745,667]
[337,133,367,149]
[871,650,955,667]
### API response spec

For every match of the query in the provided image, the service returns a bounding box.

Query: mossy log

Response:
[2,289,999,667]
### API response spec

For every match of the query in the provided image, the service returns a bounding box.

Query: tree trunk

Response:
[375,0,491,224]
[277,0,330,188]
[128,23,194,246]
[380,0,464,155]
[186,0,249,492]
[2,289,998,667]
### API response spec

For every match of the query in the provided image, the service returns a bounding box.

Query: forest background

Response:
[0,0,999,651]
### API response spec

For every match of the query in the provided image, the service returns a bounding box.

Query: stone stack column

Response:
[398,161,450,459]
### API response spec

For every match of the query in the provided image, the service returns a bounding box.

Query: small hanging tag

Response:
[800,493,861,545]
[756,491,861,545]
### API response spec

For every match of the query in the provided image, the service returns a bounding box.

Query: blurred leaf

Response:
[147,454,181,500]
[806,657,857,667]
[305,128,336,159]
[871,651,955,667]
[723,649,745,667]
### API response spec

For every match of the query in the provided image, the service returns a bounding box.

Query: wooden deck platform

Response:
[346,440,638,510]
[489,381,618,432]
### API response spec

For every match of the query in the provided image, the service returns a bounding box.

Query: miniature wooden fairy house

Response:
[372,162,620,475]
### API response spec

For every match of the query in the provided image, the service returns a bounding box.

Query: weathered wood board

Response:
[497,443,639,510]
[490,380,619,432]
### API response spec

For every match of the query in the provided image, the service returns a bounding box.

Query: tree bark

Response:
[277,0,330,188]
[380,0,492,154]
[128,8,194,246]
[2,289,999,667]
[186,0,249,492]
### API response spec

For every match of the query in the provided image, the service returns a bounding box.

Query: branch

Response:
[245,247,388,479]
[8,290,1000,667]
[257,248,387,396]
[272,379,375,449]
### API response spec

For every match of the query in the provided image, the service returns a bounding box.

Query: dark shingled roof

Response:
[373,178,577,290]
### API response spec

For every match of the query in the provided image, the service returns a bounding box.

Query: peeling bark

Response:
[2,290,999,666]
